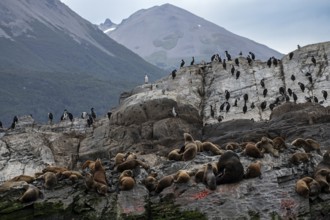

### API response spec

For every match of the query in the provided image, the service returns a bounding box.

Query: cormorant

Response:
[313,96,318,103]
[291,74,296,81]
[322,90,328,100]
[210,105,214,118]
[223,59,227,70]
[267,58,272,68]
[293,92,298,103]
[225,51,232,61]
[48,112,53,124]
[225,90,230,101]
[220,102,225,112]
[298,82,305,92]
[260,101,267,111]
[269,103,275,111]
[263,88,268,97]
[243,104,247,114]
[260,79,265,88]
[311,55,316,66]
[107,111,112,120]
[190,57,195,66]
[243,94,248,103]
[272,57,278,67]
[91,108,96,119]
[289,52,294,60]
[172,69,177,79]
[279,87,285,95]
[231,65,235,75]
[250,102,255,109]
[226,102,231,113]
[247,55,252,65]
[235,58,239,66]
[287,88,292,96]
[249,52,255,60]
[234,99,238,107]
[236,71,240,80]
[180,59,185,68]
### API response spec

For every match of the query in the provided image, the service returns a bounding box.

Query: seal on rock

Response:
[255,137,279,157]
[244,161,262,179]
[119,170,135,191]
[18,184,44,203]
[173,170,190,183]
[182,133,198,161]
[203,163,217,190]
[155,175,174,193]
[216,150,244,184]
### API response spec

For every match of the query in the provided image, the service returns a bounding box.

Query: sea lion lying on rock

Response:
[296,176,320,197]
[216,150,244,184]
[255,137,279,157]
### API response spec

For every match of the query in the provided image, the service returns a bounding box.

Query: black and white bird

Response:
[269,103,275,111]
[322,90,328,100]
[249,52,255,60]
[48,112,53,124]
[225,51,232,61]
[298,82,305,92]
[272,57,278,67]
[225,90,230,101]
[311,55,316,66]
[287,88,293,96]
[190,57,195,65]
[291,74,296,81]
[220,102,226,112]
[225,102,231,113]
[180,59,185,68]
[260,101,267,111]
[91,107,96,120]
[107,111,112,120]
[279,87,285,95]
[243,104,247,114]
[243,94,248,103]
[234,99,238,107]
[250,102,255,109]
[235,58,239,66]
[289,52,294,60]
[260,79,265,88]
[263,88,268,98]
[171,69,177,79]
[210,105,214,118]
[223,59,227,70]
[236,71,240,80]
[293,92,298,103]
[231,65,235,75]
[267,58,272,68]
[247,55,252,65]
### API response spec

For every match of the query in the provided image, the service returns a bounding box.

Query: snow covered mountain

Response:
[0,0,164,125]
[99,19,117,34]
[105,3,283,70]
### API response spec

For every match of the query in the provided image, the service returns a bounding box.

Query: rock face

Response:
[0,42,330,219]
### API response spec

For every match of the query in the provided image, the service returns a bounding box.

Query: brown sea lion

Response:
[272,137,287,152]
[203,163,217,190]
[168,149,183,161]
[289,152,312,165]
[291,138,321,154]
[243,143,264,158]
[93,158,108,186]
[0,181,28,193]
[216,150,244,184]
[115,153,126,165]
[9,175,35,183]
[313,169,330,193]
[255,137,278,157]
[244,161,262,179]
[195,140,204,152]
[315,150,330,171]
[37,172,57,189]
[202,141,223,155]
[119,170,135,191]
[173,170,190,183]
[42,166,68,174]
[182,133,198,161]
[84,173,107,195]
[82,160,96,173]
[18,184,43,203]
[117,159,149,172]
[155,175,174,193]
[142,172,158,192]
[225,142,241,152]
[296,176,321,197]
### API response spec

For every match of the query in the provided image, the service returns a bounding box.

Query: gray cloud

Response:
[60,0,330,54]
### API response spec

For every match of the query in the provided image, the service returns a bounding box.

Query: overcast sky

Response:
[60,0,330,54]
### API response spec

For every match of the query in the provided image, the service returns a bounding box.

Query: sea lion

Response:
[289,152,312,165]
[155,175,174,193]
[296,176,321,197]
[82,160,96,173]
[202,141,223,155]
[272,137,287,152]
[18,184,43,203]
[203,163,217,190]
[37,172,57,189]
[225,142,241,152]
[195,163,218,183]
[195,140,204,152]
[242,143,264,158]
[84,173,107,195]
[255,137,279,157]
[244,161,262,179]
[183,133,198,161]
[142,172,158,192]
[115,153,126,165]
[168,149,183,161]
[173,170,190,183]
[42,166,68,174]
[119,170,135,191]
[116,159,149,172]
[0,181,28,193]
[56,170,83,183]
[9,175,35,183]
[93,158,108,186]
[125,152,137,161]
[313,169,330,193]
[291,138,322,154]
[216,150,244,184]
[315,150,330,171]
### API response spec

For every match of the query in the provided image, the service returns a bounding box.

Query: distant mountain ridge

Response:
[0,0,164,125]
[104,3,283,70]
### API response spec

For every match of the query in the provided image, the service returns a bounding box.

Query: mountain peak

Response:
[107,4,283,70]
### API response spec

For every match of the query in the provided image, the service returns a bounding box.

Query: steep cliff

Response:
[0,42,330,219]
